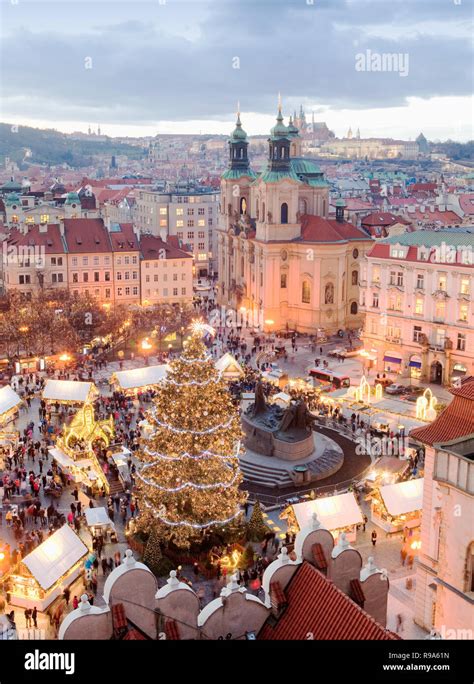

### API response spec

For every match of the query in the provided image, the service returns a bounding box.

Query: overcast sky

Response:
[1,0,473,140]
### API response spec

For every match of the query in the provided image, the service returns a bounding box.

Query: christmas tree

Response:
[246,501,269,542]
[143,525,162,574]
[135,323,246,548]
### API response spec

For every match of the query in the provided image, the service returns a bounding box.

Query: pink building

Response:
[411,378,474,638]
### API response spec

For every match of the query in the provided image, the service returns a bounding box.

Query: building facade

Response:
[135,184,219,278]
[410,380,474,637]
[217,108,373,333]
[360,230,474,385]
[139,234,193,306]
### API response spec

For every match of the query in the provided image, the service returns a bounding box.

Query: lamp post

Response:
[141,338,153,366]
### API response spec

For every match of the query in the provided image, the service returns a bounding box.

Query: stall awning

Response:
[291,492,364,531]
[43,380,97,403]
[215,353,244,378]
[378,478,424,517]
[49,447,76,470]
[0,386,22,415]
[111,364,169,391]
[85,507,113,528]
[409,361,422,368]
[384,355,402,364]
[21,524,88,590]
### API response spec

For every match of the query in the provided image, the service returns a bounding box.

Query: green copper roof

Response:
[286,116,300,138]
[257,167,301,184]
[381,230,473,248]
[270,107,289,139]
[65,191,80,204]
[335,198,346,207]
[5,192,20,204]
[1,178,22,192]
[222,168,257,180]
[230,113,248,142]
[290,158,322,175]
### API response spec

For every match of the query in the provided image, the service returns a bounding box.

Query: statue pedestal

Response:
[242,414,315,461]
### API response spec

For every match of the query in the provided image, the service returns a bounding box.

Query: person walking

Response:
[63,587,70,606]
[371,530,377,547]
[31,606,38,629]
[24,608,31,628]
[72,595,79,610]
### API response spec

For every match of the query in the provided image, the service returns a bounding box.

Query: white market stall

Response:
[271,392,292,408]
[9,525,89,610]
[0,385,22,426]
[107,445,132,488]
[215,353,244,380]
[282,492,364,543]
[370,478,424,533]
[110,364,169,394]
[42,380,98,406]
[84,507,116,542]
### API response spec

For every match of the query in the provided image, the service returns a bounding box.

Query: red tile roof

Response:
[406,209,461,225]
[300,215,370,244]
[7,225,66,254]
[140,234,193,261]
[63,218,112,254]
[361,212,409,227]
[410,377,474,446]
[459,193,474,216]
[408,183,437,195]
[259,562,399,641]
[108,223,140,252]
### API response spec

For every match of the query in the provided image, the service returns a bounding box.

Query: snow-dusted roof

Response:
[43,379,97,403]
[21,525,88,590]
[378,478,424,516]
[85,507,113,528]
[292,492,364,532]
[215,353,244,377]
[0,385,22,415]
[111,364,169,390]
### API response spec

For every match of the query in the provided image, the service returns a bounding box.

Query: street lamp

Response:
[141,338,153,365]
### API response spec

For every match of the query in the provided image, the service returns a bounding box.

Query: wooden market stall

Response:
[8,525,89,611]
[370,477,424,533]
[215,353,244,381]
[0,385,22,427]
[110,364,169,395]
[282,492,364,543]
[42,380,98,409]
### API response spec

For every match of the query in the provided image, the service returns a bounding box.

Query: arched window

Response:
[240,197,247,214]
[262,202,266,222]
[352,270,358,285]
[302,280,311,304]
[350,302,358,315]
[281,202,288,224]
[241,256,245,276]
[299,198,307,215]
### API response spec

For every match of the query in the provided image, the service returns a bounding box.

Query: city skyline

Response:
[1,0,473,141]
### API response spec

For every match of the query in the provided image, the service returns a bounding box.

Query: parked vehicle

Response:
[328,347,346,358]
[385,383,407,395]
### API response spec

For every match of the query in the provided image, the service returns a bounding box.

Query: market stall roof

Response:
[378,478,424,517]
[43,380,97,403]
[21,524,88,590]
[291,492,364,531]
[111,364,169,390]
[49,447,75,470]
[367,456,411,481]
[0,385,22,415]
[85,507,113,528]
[215,352,244,378]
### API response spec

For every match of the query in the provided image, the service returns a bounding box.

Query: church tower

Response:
[254,101,301,242]
[220,108,256,231]
[287,116,302,157]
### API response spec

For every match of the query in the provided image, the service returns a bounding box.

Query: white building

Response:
[360,230,474,385]
[135,184,219,278]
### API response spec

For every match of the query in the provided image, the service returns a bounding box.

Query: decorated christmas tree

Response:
[135,322,247,548]
[246,501,269,542]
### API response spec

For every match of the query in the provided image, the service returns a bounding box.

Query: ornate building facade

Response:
[217,106,373,333]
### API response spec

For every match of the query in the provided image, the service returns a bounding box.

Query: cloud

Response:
[0,0,472,127]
